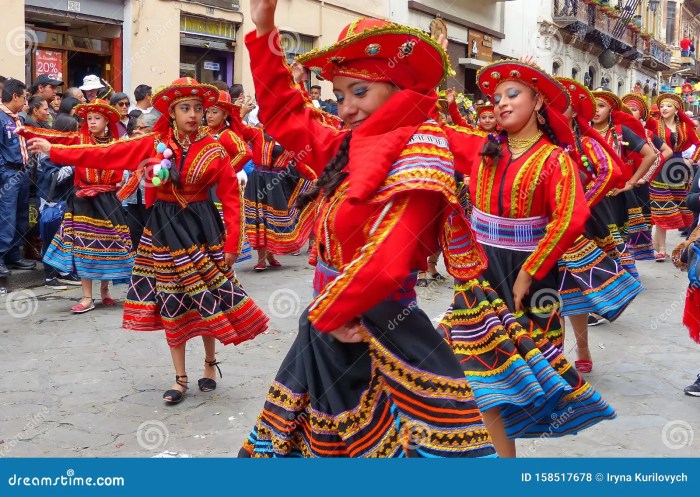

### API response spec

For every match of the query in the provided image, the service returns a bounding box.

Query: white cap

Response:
[79,74,103,91]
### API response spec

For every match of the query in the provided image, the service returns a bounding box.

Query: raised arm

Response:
[448,100,470,128]
[309,191,441,332]
[245,29,346,176]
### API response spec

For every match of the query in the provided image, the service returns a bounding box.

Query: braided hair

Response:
[297,132,352,209]
[538,109,560,147]
[671,113,680,150]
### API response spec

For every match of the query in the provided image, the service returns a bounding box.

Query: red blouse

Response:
[246,28,485,332]
[48,131,244,255]
[659,121,700,161]
[205,125,251,173]
[445,126,589,280]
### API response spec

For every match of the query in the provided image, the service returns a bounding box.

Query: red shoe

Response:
[575,360,593,374]
[101,297,118,306]
[254,261,267,271]
[267,257,282,268]
[655,252,667,262]
[71,298,95,314]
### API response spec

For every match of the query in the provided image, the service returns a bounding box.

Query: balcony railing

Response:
[552,0,643,57]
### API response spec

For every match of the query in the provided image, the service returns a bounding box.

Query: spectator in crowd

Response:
[36,115,80,289]
[49,92,62,120]
[110,92,131,138]
[309,84,336,115]
[79,75,106,103]
[126,109,143,136]
[0,78,36,277]
[132,84,152,112]
[30,74,63,103]
[54,96,81,129]
[229,84,244,100]
[24,96,51,128]
[211,80,229,92]
[64,86,87,103]
[0,76,6,93]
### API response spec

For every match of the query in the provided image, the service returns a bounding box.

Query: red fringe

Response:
[684,287,700,344]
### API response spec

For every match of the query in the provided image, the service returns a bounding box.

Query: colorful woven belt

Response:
[471,207,548,252]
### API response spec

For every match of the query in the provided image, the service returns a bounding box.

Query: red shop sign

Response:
[34,50,63,81]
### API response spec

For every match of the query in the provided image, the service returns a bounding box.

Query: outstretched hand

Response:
[27,138,52,155]
[250,0,277,36]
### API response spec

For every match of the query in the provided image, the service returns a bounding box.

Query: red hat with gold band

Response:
[656,92,684,111]
[476,103,495,116]
[210,91,239,116]
[296,18,453,92]
[74,99,120,123]
[592,90,622,112]
[621,93,649,120]
[556,77,595,121]
[152,77,219,115]
[477,59,570,113]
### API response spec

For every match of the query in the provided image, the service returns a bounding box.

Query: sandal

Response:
[655,252,667,262]
[71,298,95,314]
[575,360,593,374]
[198,359,223,392]
[267,256,282,268]
[163,375,188,404]
[429,272,446,282]
[254,261,267,271]
[101,297,118,306]
[416,271,428,288]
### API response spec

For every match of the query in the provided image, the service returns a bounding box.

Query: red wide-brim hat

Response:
[557,77,595,121]
[477,59,570,114]
[656,92,684,110]
[592,90,622,112]
[296,18,452,92]
[210,90,239,116]
[74,99,120,123]
[476,103,495,116]
[152,77,220,115]
[621,93,649,120]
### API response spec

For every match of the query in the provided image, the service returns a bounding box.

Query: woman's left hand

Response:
[224,252,238,267]
[329,319,366,343]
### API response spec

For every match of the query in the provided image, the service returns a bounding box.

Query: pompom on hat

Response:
[295,18,453,92]
[477,59,570,114]
[152,77,220,115]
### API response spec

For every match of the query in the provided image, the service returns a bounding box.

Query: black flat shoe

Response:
[163,375,188,404]
[5,259,36,270]
[0,264,10,278]
[198,359,222,392]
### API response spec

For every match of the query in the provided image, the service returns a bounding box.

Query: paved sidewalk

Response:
[1,236,698,458]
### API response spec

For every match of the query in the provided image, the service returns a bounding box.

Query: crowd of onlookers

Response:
[0,70,338,288]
